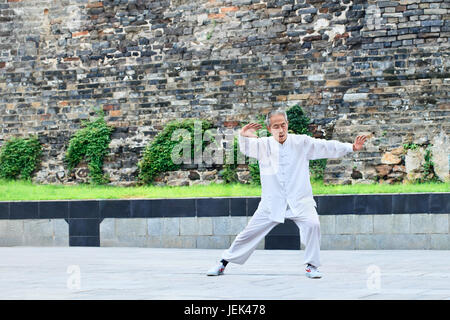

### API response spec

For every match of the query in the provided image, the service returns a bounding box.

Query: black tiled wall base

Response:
[265,220,301,250]
[0,193,448,248]
[69,236,100,247]
[265,235,301,250]
[67,218,101,247]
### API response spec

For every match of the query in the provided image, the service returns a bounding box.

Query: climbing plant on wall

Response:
[64,109,114,185]
[0,136,42,180]
[138,119,215,185]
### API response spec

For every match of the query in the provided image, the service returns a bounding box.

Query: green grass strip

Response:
[0,179,448,201]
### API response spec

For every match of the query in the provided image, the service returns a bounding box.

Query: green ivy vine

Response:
[0,136,42,180]
[64,110,114,185]
[138,119,215,185]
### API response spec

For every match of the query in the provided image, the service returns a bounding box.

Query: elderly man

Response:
[207,110,367,278]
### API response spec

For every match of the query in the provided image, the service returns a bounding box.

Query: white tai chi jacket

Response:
[238,133,354,223]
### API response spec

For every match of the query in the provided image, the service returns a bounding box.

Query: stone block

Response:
[180,217,198,236]
[116,218,147,237]
[230,216,248,235]
[410,214,432,234]
[321,235,355,250]
[197,217,213,235]
[357,215,373,234]
[375,164,392,176]
[146,236,162,248]
[374,214,394,234]
[100,239,120,247]
[100,218,115,239]
[23,236,55,246]
[53,236,69,246]
[430,214,449,234]
[319,215,335,234]
[161,235,196,248]
[389,234,429,249]
[381,152,402,164]
[148,218,162,236]
[343,93,368,101]
[0,220,7,235]
[213,216,231,235]
[2,220,24,236]
[358,234,429,249]
[356,234,379,249]
[196,236,231,249]
[114,236,148,247]
[0,237,24,246]
[162,218,180,236]
[392,214,410,233]
[430,133,449,182]
[53,219,69,238]
[405,148,425,179]
[335,215,357,234]
[423,8,447,15]
[23,219,53,237]
[430,234,450,249]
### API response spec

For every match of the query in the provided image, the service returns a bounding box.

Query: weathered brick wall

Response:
[0,0,449,185]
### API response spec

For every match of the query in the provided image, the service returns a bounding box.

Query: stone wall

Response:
[0,0,449,185]
[0,194,448,249]
[0,219,68,246]
[99,214,450,249]
[1,214,448,249]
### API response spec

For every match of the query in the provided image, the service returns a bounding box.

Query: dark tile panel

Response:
[317,195,355,215]
[247,197,261,215]
[196,198,229,217]
[0,202,9,219]
[230,198,246,216]
[355,194,392,214]
[39,201,69,219]
[69,200,99,218]
[152,199,196,217]
[265,235,300,250]
[130,199,153,218]
[0,194,448,224]
[313,196,320,211]
[267,219,299,236]
[69,236,100,247]
[392,194,430,214]
[429,193,450,213]
[68,218,100,237]
[99,200,130,218]
[10,201,39,219]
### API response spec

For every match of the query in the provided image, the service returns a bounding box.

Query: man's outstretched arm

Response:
[303,135,367,160]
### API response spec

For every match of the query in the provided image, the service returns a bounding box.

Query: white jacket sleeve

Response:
[303,135,353,160]
[238,134,261,160]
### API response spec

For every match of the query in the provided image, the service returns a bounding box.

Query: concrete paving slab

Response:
[0,247,449,300]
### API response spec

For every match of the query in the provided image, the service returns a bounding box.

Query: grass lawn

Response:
[0,179,448,201]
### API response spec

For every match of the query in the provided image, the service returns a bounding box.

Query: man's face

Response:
[267,114,288,143]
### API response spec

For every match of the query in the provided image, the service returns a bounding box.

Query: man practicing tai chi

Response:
[206,110,367,278]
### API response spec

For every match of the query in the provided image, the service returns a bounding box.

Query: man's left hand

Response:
[353,135,367,151]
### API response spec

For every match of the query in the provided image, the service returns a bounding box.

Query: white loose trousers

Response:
[221,202,321,267]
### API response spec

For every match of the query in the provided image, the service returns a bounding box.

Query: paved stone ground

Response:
[0,247,449,300]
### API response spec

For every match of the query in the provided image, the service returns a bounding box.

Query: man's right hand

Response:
[240,123,262,138]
